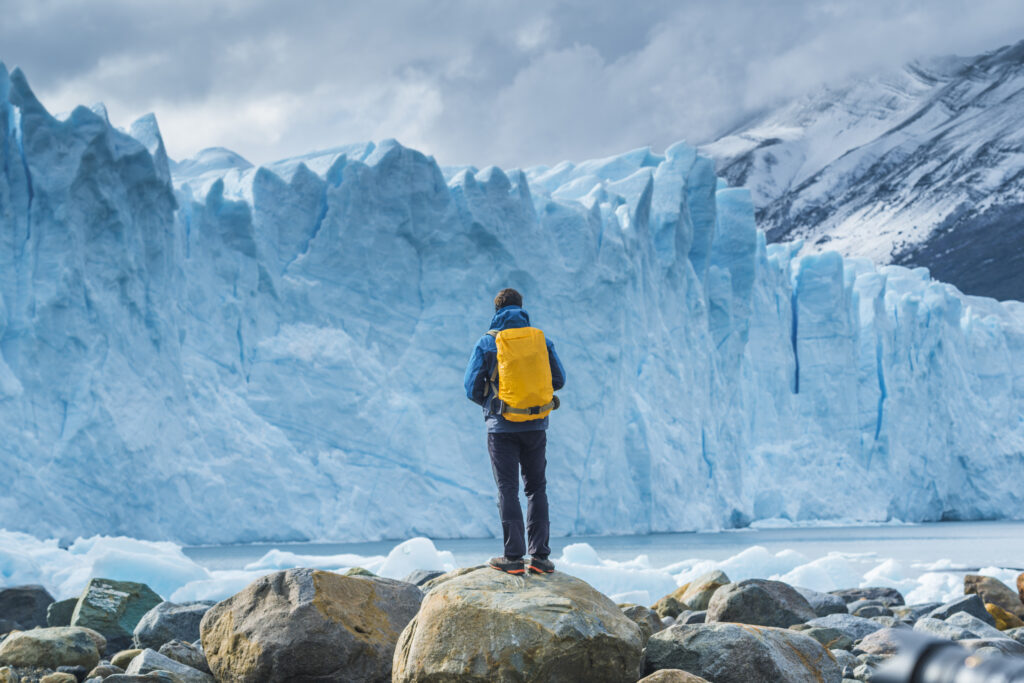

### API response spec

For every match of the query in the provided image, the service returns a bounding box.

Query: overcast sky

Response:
[2,0,1023,168]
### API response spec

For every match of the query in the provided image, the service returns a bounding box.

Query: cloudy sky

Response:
[3,0,1022,168]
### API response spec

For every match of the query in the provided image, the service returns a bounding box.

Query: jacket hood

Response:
[489,306,531,331]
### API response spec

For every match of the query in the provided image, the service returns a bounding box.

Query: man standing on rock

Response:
[464,288,566,575]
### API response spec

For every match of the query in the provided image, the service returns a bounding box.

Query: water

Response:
[184,520,1024,572]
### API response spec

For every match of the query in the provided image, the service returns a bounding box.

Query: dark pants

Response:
[487,430,550,560]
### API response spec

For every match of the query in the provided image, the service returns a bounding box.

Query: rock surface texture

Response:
[392,567,643,682]
[200,568,421,683]
[706,579,817,628]
[71,579,162,653]
[644,623,841,683]
[133,602,213,650]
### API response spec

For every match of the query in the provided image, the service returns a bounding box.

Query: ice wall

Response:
[2,65,1023,544]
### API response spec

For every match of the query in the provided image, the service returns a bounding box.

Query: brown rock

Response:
[40,674,77,683]
[111,649,143,669]
[964,575,1024,618]
[0,627,101,670]
[638,669,711,682]
[1017,572,1024,606]
[986,603,1024,631]
[679,571,730,611]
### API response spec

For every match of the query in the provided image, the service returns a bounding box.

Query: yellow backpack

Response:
[486,327,560,422]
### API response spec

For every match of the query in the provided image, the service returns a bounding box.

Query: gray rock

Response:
[400,569,444,587]
[157,640,209,675]
[926,594,996,625]
[48,599,78,628]
[913,617,976,641]
[831,649,859,678]
[87,663,125,678]
[0,627,103,670]
[125,649,213,683]
[891,602,942,623]
[944,611,1006,640]
[959,638,1024,656]
[133,603,214,650]
[204,568,424,683]
[829,587,905,607]
[1005,627,1024,645]
[621,604,665,645]
[869,616,910,629]
[706,579,817,628]
[57,664,90,680]
[644,623,841,683]
[798,626,853,650]
[676,610,706,625]
[637,670,711,682]
[105,673,184,683]
[394,567,642,682]
[661,616,676,628]
[71,579,162,653]
[805,614,884,641]
[852,604,892,618]
[852,663,874,681]
[0,585,55,630]
[794,587,848,617]
[855,627,904,656]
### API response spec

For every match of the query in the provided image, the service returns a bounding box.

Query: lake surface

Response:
[184,520,1024,571]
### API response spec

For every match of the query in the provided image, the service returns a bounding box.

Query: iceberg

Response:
[1,64,1023,545]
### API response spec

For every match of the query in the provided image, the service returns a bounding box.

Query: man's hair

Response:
[494,288,523,311]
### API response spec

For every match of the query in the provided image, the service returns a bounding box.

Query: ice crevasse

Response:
[0,63,1022,545]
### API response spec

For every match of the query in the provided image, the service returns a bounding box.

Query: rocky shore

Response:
[2,565,1023,682]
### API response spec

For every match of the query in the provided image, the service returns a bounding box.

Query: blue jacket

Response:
[464,306,566,433]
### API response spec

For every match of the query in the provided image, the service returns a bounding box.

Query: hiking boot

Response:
[488,556,526,574]
[528,556,555,574]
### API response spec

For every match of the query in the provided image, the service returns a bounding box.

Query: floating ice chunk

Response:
[376,537,457,579]
[170,570,269,603]
[560,543,603,566]
[244,549,386,573]
[778,553,864,592]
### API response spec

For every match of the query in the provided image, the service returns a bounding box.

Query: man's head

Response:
[494,288,522,311]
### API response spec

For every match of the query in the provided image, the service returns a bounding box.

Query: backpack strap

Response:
[485,330,499,400]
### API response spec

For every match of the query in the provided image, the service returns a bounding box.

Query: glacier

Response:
[1,63,1023,545]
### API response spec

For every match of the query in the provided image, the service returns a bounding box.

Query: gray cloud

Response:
[2,0,1022,168]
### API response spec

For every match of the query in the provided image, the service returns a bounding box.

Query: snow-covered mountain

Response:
[2,63,1023,545]
[703,40,1024,301]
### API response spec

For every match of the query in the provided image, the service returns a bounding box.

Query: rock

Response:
[40,674,76,683]
[0,627,101,670]
[679,571,730,611]
[0,587,55,631]
[913,617,976,641]
[202,568,421,683]
[852,604,892,619]
[706,579,816,628]
[945,611,1006,639]
[661,616,676,628]
[796,626,853,650]
[157,641,208,675]
[71,580,162,653]
[869,616,910,629]
[891,602,941,623]
[831,649,858,678]
[124,649,212,683]
[132,603,213,650]
[985,602,1024,630]
[47,600,78,629]
[1005,626,1024,644]
[0,666,15,683]
[39,674,76,683]
[1018,572,1024,604]
[418,565,485,592]
[964,574,1024,618]
[805,614,884,641]
[854,627,904,655]
[644,623,841,683]
[851,663,874,681]
[927,594,996,625]
[637,670,710,682]
[794,587,848,617]
[959,638,1024,656]
[104,673,184,683]
[829,587,905,607]
[111,650,142,669]
[57,665,89,680]
[400,570,443,587]
[621,604,664,644]
[651,594,689,619]
[87,664,125,678]
[676,611,705,625]
[393,567,642,682]
[343,567,375,577]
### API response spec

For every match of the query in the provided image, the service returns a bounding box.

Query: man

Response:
[464,288,566,575]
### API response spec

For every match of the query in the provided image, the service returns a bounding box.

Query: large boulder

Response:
[71,579,162,653]
[829,587,904,607]
[133,602,214,650]
[927,595,996,625]
[644,623,841,683]
[0,627,102,670]
[706,579,816,628]
[805,614,884,641]
[794,587,848,617]
[392,567,643,682]
[944,611,1005,639]
[124,648,213,683]
[200,568,421,683]
[964,575,1024,618]
[0,586,54,631]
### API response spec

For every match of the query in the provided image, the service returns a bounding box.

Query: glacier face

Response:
[1,64,1023,545]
